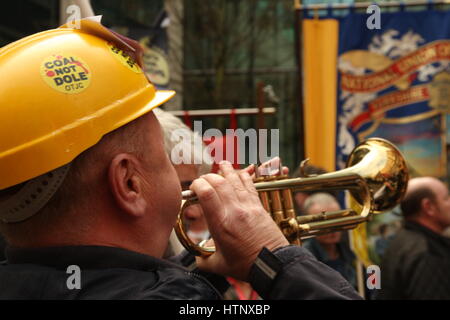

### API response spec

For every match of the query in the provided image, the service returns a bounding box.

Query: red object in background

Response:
[183,110,193,130]
[204,134,241,173]
[181,109,241,173]
[203,109,240,173]
[226,277,259,300]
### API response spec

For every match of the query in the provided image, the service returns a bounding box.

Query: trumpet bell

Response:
[345,138,409,213]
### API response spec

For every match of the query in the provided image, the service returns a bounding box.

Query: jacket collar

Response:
[5,245,184,271]
[405,220,450,247]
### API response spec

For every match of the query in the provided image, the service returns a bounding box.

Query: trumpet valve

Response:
[279,218,307,243]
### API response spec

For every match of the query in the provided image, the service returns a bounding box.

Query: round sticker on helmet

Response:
[107,42,142,74]
[40,54,91,94]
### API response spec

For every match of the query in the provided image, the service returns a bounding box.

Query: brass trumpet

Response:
[175,137,409,257]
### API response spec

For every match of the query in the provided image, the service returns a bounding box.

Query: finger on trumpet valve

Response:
[254,162,261,179]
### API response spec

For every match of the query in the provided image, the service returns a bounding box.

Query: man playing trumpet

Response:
[0,21,361,300]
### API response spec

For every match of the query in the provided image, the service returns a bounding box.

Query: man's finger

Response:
[201,173,241,212]
[219,161,249,201]
[239,170,261,204]
[242,164,256,175]
[190,177,225,225]
[258,157,281,176]
[244,158,284,179]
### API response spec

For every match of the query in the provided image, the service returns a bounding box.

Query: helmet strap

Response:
[0,164,71,223]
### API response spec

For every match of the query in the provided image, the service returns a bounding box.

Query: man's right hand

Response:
[189,161,289,281]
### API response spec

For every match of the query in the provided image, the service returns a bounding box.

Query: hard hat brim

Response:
[0,88,176,190]
[148,90,176,110]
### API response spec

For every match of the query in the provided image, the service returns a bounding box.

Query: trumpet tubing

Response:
[175,137,409,257]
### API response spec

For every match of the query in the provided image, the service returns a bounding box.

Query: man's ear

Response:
[421,197,436,218]
[108,153,148,217]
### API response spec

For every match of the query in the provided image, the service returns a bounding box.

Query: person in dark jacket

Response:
[377,177,450,300]
[302,193,357,288]
[0,21,361,300]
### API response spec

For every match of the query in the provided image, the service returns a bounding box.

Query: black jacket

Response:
[377,221,450,300]
[303,238,356,288]
[0,245,361,300]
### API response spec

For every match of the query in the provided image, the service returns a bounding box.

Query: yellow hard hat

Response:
[0,20,175,190]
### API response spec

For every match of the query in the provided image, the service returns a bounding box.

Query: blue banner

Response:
[337,9,450,177]
[336,9,450,264]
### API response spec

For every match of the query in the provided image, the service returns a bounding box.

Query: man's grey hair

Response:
[153,108,212,175]
[303,192,339,213]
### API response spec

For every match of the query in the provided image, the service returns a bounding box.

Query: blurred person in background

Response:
[443,226,450,238]
[291,164,339,215]
[377,177,450,300]
[374,224,394,258]
[302,193,357,288]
